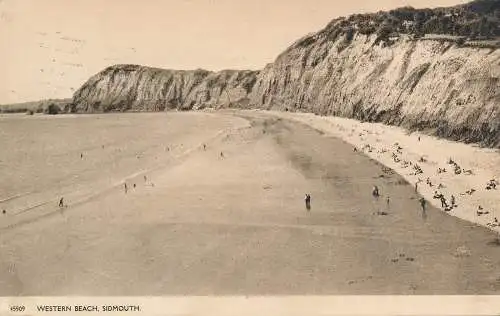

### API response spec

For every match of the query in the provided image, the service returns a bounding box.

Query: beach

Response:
[266,110,500,233]
[1,110,500,295]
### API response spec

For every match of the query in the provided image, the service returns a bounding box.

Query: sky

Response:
[0,0,468,104]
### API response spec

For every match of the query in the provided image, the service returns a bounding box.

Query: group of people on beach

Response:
[353,132,498,224]
[303,184,428,217]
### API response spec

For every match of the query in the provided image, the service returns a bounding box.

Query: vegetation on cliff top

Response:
[292,0,500,49]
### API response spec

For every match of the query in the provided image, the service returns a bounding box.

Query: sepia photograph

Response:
[0,0,500,314]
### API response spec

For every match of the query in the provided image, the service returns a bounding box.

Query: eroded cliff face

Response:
[72,65,258,112]
[72,32,499,148]
[250,32,500,147]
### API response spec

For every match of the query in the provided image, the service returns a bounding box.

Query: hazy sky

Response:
[0,0,467,103]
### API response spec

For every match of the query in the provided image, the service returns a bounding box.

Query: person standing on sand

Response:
[419,197,427,220]
[305,194,311,212]
[419,197,426,212]
[439,195,448,208]
[124,183,128,194]
[386,196,390,210]
[58,198,64,208]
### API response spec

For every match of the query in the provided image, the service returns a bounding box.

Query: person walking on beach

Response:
[304,194,311,212]
[58,197,64,208]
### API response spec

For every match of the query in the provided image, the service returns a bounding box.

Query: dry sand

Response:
[265,110,500,233]
[1,110,500,295]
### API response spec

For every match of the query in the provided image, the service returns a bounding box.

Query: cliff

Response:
[72,65,258,112]
[72,0,500,148]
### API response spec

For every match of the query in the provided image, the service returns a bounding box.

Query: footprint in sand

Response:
[347,276,373,285]
[391,253,415,263]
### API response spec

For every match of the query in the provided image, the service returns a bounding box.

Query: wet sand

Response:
[267,110,500,233]
[1,111,500,295]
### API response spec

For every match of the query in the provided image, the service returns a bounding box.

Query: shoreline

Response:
[257,110,500,233]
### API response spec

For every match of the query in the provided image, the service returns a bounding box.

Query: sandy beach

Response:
[1,110,500,295]
[264,110,500,233]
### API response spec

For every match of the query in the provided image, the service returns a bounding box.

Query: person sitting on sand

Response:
[477,205,489,216]
[2,209,5,215]
[437,168,447,174]
[486,179,497,190]
[426,178,433,187]
[464,188,476,195]
[372,185,380,198]
[462,169,472,175]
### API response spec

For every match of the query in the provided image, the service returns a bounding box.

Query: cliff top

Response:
[289,0,500,51]
[99,64,258,76]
